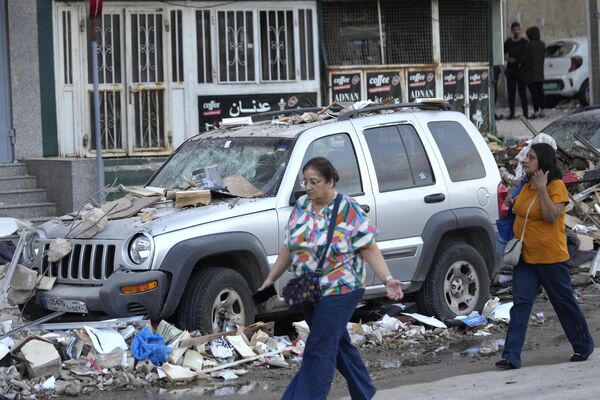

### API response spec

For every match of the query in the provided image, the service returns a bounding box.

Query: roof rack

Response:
[338,101,454,121]
[250,107,325,122]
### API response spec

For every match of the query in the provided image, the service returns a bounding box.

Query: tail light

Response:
[498,183,509,219]
[569,56,583,72]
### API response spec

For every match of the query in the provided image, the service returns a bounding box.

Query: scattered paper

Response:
[226,335,256,358]
[84,326,128,354]
[41,376,56,390]
[210,338,234,359]
[401,313,447,329]
[211,370,239,380]
[161,363,196,381]
[489,302,513,322]
[0,343,9,361]
[182,349,204,371]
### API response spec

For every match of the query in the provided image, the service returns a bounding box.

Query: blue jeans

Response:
[502,261,594,368]
[282,289,375,400]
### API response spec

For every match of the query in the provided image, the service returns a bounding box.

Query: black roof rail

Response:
[250,107,325,122]
[338,102,454,121]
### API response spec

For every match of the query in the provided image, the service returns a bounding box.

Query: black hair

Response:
[510,22,521,29]
[526,26,541,41]
[302,157,339,185]
[530,143,562,182]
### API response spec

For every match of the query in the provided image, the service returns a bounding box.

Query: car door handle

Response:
[424,193,445,203]
[359,204,371,213]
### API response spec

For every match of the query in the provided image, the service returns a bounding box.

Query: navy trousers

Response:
[502,261,594,368]
[282,289,375,400]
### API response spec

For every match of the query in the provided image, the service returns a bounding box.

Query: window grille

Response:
[131,14,164,83]
[322,0,432,66]
[170,10,184,82]
[259,10,295,81]
[298,9,315,80]
[196,10,212,83]
[217,10,255,82]
[62,10,73,84]
[439,0,489,62]
[87,14,122,84]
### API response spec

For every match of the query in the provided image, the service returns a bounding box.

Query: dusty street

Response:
[65,278,600,400]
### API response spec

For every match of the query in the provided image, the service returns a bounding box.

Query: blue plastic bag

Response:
[496,177,529,244]
[131,327,172,366]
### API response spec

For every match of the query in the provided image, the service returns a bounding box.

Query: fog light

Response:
[120,280,158,295]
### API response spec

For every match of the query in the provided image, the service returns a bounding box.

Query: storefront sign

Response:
[366,72,402,103]
[442,69,465,112]
[408,70,435,101]
[468,69,490,132]
[198,93,318,132]
[331,73,361,102]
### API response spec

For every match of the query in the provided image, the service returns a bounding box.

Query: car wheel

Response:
[176,267,255,333]
[416,243,490,320]
[578,79,590,106]
[544,95,559,109]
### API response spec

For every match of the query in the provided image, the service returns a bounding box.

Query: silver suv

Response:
[24,103,502,333]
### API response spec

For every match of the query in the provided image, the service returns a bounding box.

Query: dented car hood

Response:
[39,197,277,240]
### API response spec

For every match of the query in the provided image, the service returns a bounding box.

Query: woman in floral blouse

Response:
[258,157,403,400]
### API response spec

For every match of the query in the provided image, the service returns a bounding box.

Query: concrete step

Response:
[0,176,38,191]
[0,189,48,205]
[0,202,57,219]
[0,163,28,178]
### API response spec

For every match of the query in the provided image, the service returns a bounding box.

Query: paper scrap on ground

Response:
[489,302,513,322]
[401,313,447,329]
[84,326,128,354]
[226,335,256,358]
[454,314,487,327]
[161,363,196,381]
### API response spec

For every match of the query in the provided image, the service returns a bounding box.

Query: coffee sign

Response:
[468,69,490,132]
[442,69,465,111]
[331,73,361,102]
[408,70,435,101]
[366,72,402,103]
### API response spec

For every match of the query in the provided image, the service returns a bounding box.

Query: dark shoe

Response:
[570,353,590,362]
[528,115,537,120]
[495,359,518,370]
[506,115,515,120]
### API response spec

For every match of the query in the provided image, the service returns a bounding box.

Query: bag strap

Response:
[519,194,538,241]
[316,193,342,272]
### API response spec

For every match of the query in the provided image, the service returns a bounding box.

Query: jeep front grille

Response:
[40,241,117,285]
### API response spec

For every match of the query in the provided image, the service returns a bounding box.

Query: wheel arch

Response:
[158,232,270,319]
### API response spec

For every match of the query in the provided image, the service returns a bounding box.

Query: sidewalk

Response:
[358,352,599,400]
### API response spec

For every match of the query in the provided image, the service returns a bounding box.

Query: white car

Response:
[543,37,589,107]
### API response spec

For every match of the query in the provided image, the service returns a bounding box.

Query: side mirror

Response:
[0,218,20,237]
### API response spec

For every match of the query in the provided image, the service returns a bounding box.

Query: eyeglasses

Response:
[300,178,324,188]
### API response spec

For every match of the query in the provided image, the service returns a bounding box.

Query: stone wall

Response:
[8,0,43,159]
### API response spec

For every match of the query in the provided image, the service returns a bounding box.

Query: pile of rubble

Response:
[0,298,522,399]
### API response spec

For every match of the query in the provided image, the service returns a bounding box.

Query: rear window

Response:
[428,121,486,182]
[546,42,577,58]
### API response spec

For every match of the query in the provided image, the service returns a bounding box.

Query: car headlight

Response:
[24,231,44,262]
[128,234,153,265]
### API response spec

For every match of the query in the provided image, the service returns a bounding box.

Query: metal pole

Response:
[91,18,105,203]
[488,0,497,135]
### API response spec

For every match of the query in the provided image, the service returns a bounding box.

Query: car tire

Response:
[176,267,255,333]
[578,79,590,107]
[544,95,559,109]
[416,242,490,320]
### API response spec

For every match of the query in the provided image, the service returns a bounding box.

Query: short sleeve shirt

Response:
[513,179,570,264]
[285,193,377,296]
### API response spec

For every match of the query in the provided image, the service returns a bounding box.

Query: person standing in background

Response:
[504,22,529,119]
[521,26,546,119]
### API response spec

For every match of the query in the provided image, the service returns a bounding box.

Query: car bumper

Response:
[34,270,169,320]
[544,77,577,97]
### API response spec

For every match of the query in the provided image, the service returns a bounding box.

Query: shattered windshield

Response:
[149,136,295,196]
[543,116,600,151]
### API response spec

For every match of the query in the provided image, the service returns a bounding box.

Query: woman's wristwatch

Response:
[384,275,394,286]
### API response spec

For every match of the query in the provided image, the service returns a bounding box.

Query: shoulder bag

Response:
[503,194,538,267]
[282,193,342,310]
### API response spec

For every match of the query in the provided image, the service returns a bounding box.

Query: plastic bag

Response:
[131,327,172,366]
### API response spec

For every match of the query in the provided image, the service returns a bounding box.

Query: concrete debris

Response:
[47,238,72,263]
[20,339,62,378]
[9,264,37,291]
[75,207,107,239]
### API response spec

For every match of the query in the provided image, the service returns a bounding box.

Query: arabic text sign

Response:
[468,68,490,132]
[442,69,465,111]
[198,93,318,132]
[408,70,435,101]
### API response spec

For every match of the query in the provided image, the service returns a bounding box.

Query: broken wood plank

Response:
[196,348,287,375]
